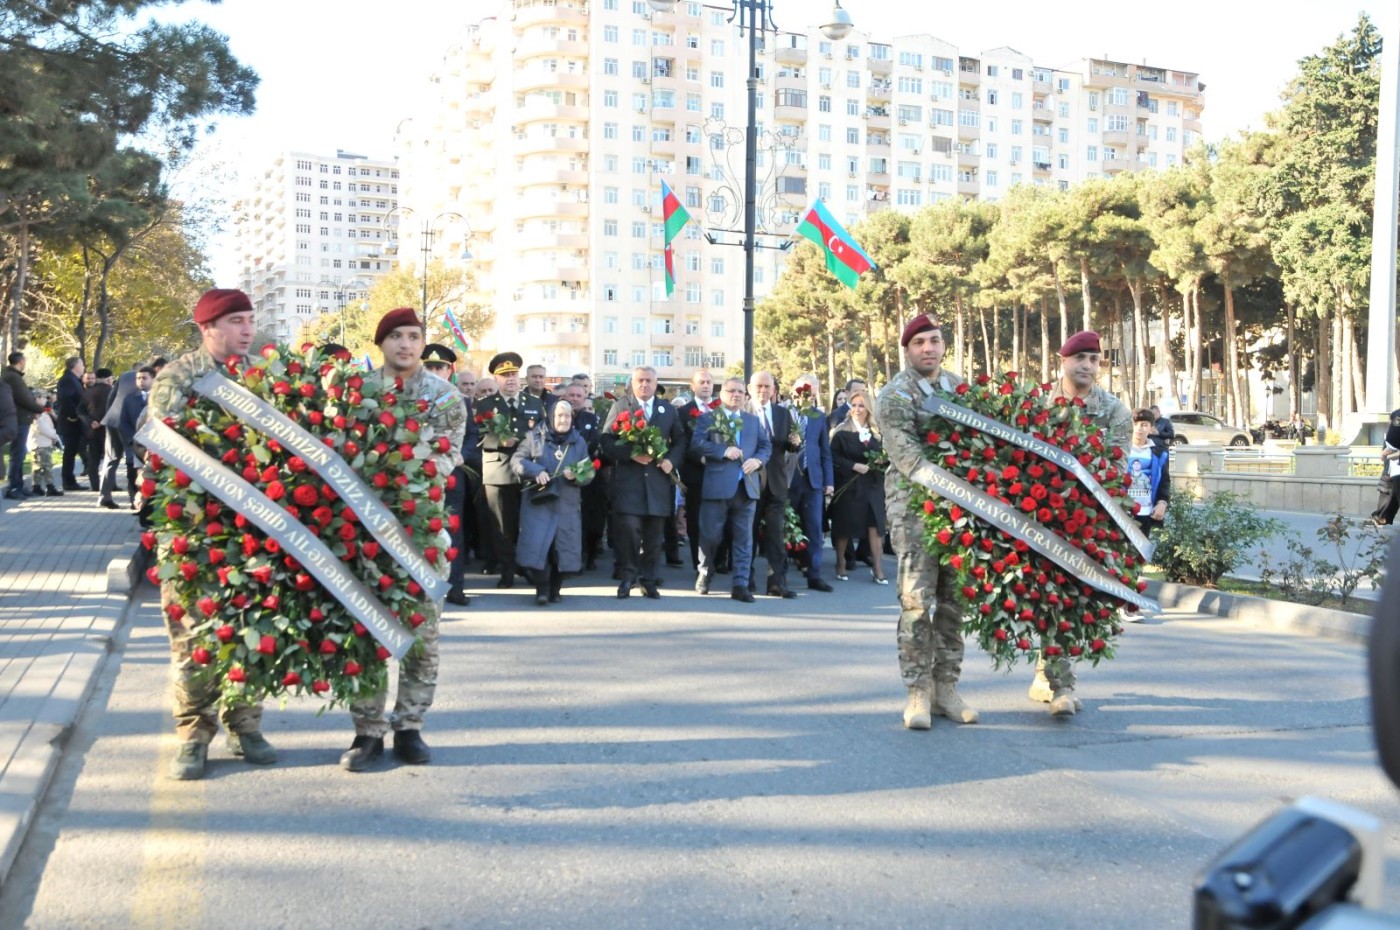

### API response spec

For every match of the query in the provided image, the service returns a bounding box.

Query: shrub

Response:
[1153,491,1284,586]
[1261,515,1388,607]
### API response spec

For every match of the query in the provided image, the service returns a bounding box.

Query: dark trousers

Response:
[7,428,29,491]
[750,489,788,591]
[99,429,125,502]
[789,478,826,582]
[1373,474,1400,525]
[681,470,705,569]
[58,420,84,486]
[85,427,105,489]
[484,483,521,580]
[613,512,664,585]
[699,492,757,585]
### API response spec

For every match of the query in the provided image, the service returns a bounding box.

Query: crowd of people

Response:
[6,287,1178,777]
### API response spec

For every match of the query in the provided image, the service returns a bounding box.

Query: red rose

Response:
[272,380,291,395]
[250,566,273,584]
[215,624,235,642]
[312,680,330,694]
[208,548,225,565]
[165,503,184,521]
[427,485,443,502]
[231,594,249,608]
[936,529,952,545]
[994,629,1008,641]
[295,574,316,592]
[922,500,935,514]
[398,444,415,460]
[448,515,460,532]
[343,441,360,457]
[408,612,426,628]
[257,635,277,655]
[298,382,316,398]
[954,383,970,395]
[141,479,156,497]
[446,547,459,561]
[378,575,393,591]
[1045,645,1063,656]
[282,672,302,687]
[262,595,280,610]
[178,562,198,582]
[320,640,337,655]
[407,580,423,597]
[435,437,451,454]
[376,646,391,661]
[310,608,326,622]
[425,546,440,563]
[223,424,243,441]
[293,485,319,507]
[191,647,212,665]
[207,521,225,536]
[216,566,232,585]
[1091,638,1106,652]
[379,411,397,429]
[404,418,420,433]
[422,461,438,478]
[344,661,362,676]
[949,554,964,570]
[362,542,381,559]
[266,481,286,501]
[402,500,417,515]
[313,506,335,527]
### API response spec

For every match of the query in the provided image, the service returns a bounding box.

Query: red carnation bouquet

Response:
[142,344,456,707]
[914,371,1149,669]
[476,408,516,444]
[610,407,669,460]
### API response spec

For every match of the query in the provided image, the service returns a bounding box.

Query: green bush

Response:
[1152,491,1284,586]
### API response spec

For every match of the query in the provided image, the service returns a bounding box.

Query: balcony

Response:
[527,330,590,349]
[650,135,678,157]
[957,150,979,168]
[957,179,979,196]
[1102,129,1130,147]
[957,122,979,141]
[1033,78,1052,95]
[868,171,890,187]
[514,35,589,60]
[512,1,588,28]
[1033,106,1055,122]
[775,44,807,65]
[958,68,980,86]
[866,55,892,76]
[517,197,589,219]
[865,199,890,215]
[866,134,891,149]
[516,101,590,124]
[867,83,891,102]
[1101,158,1127,175]
[514,69,588,93]
[518,232,588,251]
[774,102,807,123]
[1184,117,1203,134]
[513,134,589,156]
[516,168,589,187]
[1033,161,1052,175]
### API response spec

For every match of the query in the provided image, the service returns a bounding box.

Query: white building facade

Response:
[398,0,1205,385]
[233,150,400,345]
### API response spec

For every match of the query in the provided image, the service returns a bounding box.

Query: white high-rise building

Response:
[398,0,1205,385]
[233,150,400,345]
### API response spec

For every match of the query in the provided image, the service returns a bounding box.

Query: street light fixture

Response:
[646,0,855,380]
[382,206,471,325]
[315,277,368,345]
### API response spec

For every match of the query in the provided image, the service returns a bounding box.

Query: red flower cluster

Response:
[611,408,669,459]
[918,371,1143,668]
[144,344,456,707]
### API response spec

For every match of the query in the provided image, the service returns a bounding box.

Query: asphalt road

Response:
[2,560,1398,929]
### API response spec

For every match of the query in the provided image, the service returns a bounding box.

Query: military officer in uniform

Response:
[422,343,473,608]
[144,288,277,780]
[874,313,979,731]
[341,308,466,772]
[1026,330,1132,717]
[478,352,545,588]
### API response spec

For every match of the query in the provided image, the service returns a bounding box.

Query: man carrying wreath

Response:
[874,313,979,730]
[340,307,466,772]
[146,288,276,780]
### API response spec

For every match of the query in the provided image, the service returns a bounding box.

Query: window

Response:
[846,70,861,88]
[1058,128,1069,144]
[1010,119,1022,135]
[1011,91,1023,109]
[986,64,999,78]
[898,51,923,68]
[711,39,724,56]
[818,95,832,113]
[1106,113,1128,132]
[1109,87,1129,107]
[631,221,646,237]
[603,25,618,42]
[604,219,619,236]
[986,90,998,106]
[604,58,619,76]
[685,282,701,303]
[985,143,998,159]
[1086,145,1098,161]
[897,77,923,94]
[652,317,673,335]
[931,108,954,127]
[710,71,723,88]
[652,350,672,368]
[1166,126,1178,142]
[604,90,619,108]
[958,110,979,128]
[1167,100,1179,117]
[846,127,860,144]
[603,349,618,366]
[631,124,645,142]
[896,189,921,206]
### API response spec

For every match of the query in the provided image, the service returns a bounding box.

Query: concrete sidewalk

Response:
[0,490,138,888]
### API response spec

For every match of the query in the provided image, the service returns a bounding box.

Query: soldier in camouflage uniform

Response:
[145,289,276,780]
[1028,330,1132,717]
[342,308,466,772]
[874,314,979,730]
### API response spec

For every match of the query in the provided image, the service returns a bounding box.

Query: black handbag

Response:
[526,480,560,504]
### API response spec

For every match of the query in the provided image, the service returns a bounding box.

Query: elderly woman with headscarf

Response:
[511,399,595,605]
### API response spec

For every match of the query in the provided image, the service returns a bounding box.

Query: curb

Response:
[1146,579,1372,644]
[0,549,141,891]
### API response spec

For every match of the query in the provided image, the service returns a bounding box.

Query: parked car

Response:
[1166,411,1252,446]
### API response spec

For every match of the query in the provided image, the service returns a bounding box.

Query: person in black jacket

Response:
[2,352,42,498]
[54,356,87,490]
[747,370,803,598]
[0,379,16,509]
[82,368,114,491]
[1371,408,1400,526]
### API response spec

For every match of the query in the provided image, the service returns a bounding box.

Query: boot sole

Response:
[902,713,932,730]
[935,707,979,724]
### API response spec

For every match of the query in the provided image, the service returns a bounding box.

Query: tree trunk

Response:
[991,305,1001,371]
[1188,283,1203,410]
[1079,256,1093,332]
[1051,265,1070,348]
[954,294,965,375]
[863,316,875,384]
[1039,296,1050,384]
[825,328,836,398]
[1286,302,1298,417]
[1160,285,1178,409]
[1012,303,1021,376]
[1316,311,1333,435]
[8,216,29,357]
[1347,314,1366,414]
[1333,311,1346,428]
[1129,278,1149,407]
[1222,277,1244,427]
[978,305,991,372]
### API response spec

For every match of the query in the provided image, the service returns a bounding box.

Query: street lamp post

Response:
[316,277,367,345]
[383,207,471,328]
[646,0,853,381]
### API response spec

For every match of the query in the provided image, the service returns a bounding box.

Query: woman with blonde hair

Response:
[828,388,888,583]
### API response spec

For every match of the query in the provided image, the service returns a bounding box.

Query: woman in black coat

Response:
[511,402,595,605]
[828,388,888,584]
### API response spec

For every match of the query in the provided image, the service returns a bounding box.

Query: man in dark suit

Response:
[54,356,86,490]
[99,356,165,509]
[117,367,154,508]
[81,367,114,491]
[600,366,687,599]
[675,368,716,570]
[788,373,836,592]
[479,353,547,588]
[422,344,473,608]
[564,381,608,570]
[692,377,771,602]
[747,370,803,598]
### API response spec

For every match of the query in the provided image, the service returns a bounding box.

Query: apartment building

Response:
[399,0,1204,385]
[233,150,400,344]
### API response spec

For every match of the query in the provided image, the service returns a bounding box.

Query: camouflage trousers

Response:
[350,605,440,737]
[30,448,53,488]
[1035,654,1077,692]
[895,550,965,689]
[161,583,264,743]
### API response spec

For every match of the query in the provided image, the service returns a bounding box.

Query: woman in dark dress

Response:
[828,388,888,584]
[511,402,595,605]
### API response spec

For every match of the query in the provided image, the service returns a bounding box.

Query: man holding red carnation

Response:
[340,307,466,772]
[874,314,980,730]
[145,288,277,780]
[1026,330,1132,716]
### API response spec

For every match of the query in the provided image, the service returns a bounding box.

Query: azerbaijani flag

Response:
[661,179,691,297]
[795,199,876,289]
[442,305,470,353]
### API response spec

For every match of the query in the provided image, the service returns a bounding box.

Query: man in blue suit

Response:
[692,377,771,602]
[788,373,836,592]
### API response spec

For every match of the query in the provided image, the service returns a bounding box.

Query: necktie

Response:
[508,397,516,413]
[763,406,772,437]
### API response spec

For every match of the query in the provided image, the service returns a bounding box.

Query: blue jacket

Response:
[791,408,834,490]
[1140,440,1171,507]
[693,409,771,501]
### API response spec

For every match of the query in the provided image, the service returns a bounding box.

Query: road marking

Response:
[130,735,206,930]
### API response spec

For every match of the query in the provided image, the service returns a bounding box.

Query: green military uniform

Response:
[875,367,968,699]
[348,366,466,739]
[479,388,545,585]
[145,346,265,744]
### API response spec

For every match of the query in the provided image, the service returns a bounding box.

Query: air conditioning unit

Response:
[824,52,833,59]
[914,64,924,72]
[641,10,651,18]
[822,82,832,90]
[942,68,953,76]
[912,147,921,155]
[848,171,858,178]
[641,76,650,83]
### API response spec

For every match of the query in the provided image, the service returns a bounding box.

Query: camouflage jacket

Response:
[1077,383,1132,453]
[874,367,965,549]
[146,347,238,425]
[365,367,466,477]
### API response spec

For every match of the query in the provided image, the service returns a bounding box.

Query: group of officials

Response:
[148,287,1148,781]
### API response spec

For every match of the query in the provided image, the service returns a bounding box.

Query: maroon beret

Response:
[1059,330,1102,357]
[374,307,424,345]
[900,313,940,348]
[193,289,253,326]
